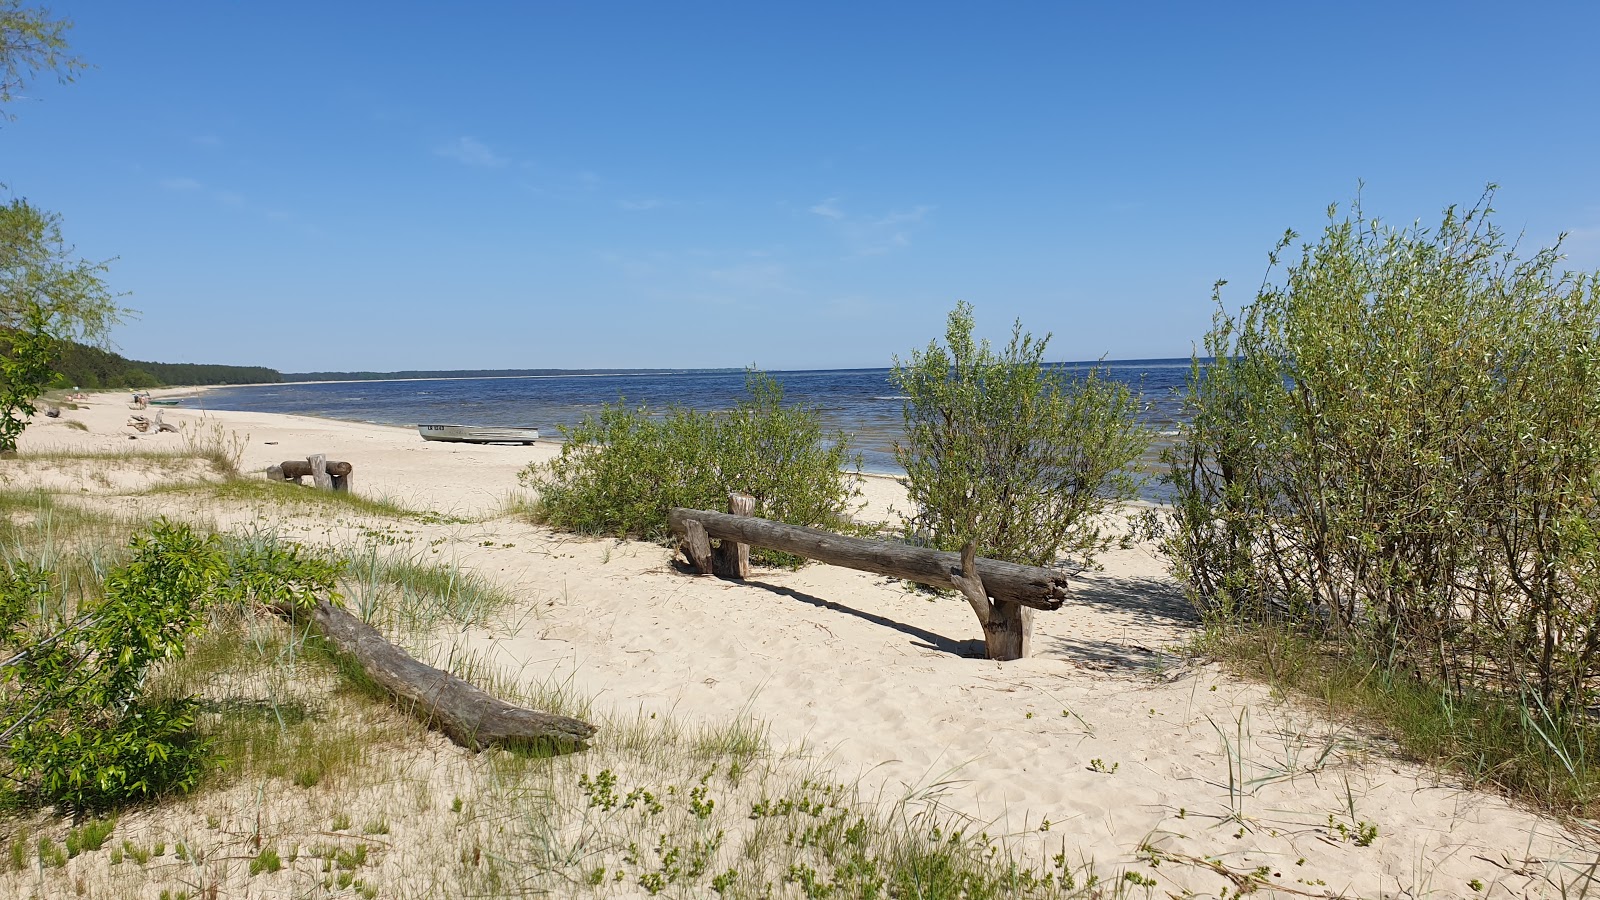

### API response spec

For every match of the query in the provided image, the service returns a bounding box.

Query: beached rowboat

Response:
[417,424,540,445]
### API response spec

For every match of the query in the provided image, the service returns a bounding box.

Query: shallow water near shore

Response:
[200,359,1196,487]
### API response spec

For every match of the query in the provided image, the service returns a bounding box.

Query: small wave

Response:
[873,395,910,401]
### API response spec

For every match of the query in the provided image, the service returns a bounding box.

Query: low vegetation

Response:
[522,370,862,548]
[0,519,340,810]
[894,302,1150,568]
[0,443,1151,899]
[1164,188,1600,814]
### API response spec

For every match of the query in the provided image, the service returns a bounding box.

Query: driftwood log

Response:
[667,499,1070,660]
[266,456,353,491]
[288,598,596,750]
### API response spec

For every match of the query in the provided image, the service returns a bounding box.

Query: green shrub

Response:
[522,371,861,548]
[1164,189,1600,806]
[892,302,1150,567]
[0,521,222,810]
[0,521,343,810]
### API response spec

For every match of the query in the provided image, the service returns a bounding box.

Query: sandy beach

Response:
[7,393,1597,898]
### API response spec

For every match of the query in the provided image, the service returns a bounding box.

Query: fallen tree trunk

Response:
[666,507,1069,611]
[288,598,596,750]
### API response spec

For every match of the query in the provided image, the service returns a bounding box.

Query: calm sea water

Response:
[201,360,1196,477]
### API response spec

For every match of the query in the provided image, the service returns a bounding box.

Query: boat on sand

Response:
[417,424,540,445]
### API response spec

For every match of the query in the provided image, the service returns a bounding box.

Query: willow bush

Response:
[0,521,342,811]
[1166,188,1600,716]
[523,371,862,545]
[893,302,1150,568]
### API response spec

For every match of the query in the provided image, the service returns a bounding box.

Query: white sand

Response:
[12,392,1600,897]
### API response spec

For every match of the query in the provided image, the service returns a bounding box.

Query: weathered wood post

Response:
[308,453,333,491]
[267,457,352,490]
[682,517,713,573]
[713,492,755,578]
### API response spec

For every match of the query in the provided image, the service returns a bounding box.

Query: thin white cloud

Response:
[809,197,845,220]
[809,198,934,255]
[436,136,509,168]
[160,176,202,191]
[873,206,932,227]
[618,197,665,211]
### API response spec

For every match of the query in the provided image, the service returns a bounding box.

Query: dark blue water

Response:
[201,360,1196,476]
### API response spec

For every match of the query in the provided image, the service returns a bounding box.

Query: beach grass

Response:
[149,477,434,519]
[1199,625,1600,818]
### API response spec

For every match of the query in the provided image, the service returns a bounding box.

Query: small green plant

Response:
[1122,870,1157,887]
[1328,814,1378,846]
[1087,758,1118,774]
[65,817,115,856]
[334,843,369,870]
[579,769,619,811]
[122,840,151,865]
[249,846,283,875]
[36,836,66,868]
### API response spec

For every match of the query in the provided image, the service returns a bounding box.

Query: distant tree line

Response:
[283,367,742,381]
[48,340,281,389]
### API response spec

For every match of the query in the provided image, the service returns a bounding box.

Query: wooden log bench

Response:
[266,454,353,491]
[668,494,1072,660]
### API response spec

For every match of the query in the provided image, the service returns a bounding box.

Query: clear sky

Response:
[5,2,1599,372]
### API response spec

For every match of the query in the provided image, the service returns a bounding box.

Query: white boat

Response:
[417,424,540,445]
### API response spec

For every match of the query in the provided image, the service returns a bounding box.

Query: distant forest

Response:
[51,341,282,389]
[282,368,742,381]
[48,347,745,389]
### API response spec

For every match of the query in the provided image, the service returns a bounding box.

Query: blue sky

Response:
[5,2,1599,372]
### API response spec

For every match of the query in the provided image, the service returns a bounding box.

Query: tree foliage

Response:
[0,0,83,119]
[0,199,121,451]
[1164,189,1600,713]
[892,302,1150,568]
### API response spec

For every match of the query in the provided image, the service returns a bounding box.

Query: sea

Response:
[200,359,1197,483]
